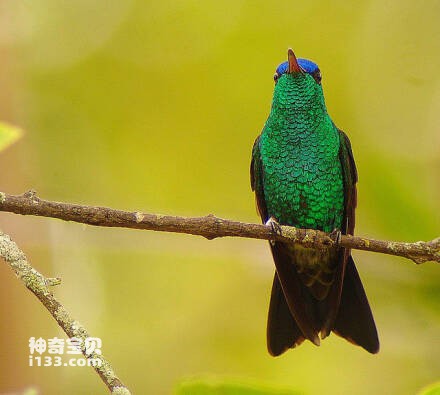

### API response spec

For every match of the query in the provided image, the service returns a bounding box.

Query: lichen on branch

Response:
[0,230,131,395]
[0,190,439,264]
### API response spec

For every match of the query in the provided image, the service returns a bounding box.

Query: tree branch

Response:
[0,190,439,264]
[0,229,131,394]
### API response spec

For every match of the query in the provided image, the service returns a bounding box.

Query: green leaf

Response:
[176,378,301,395]
[418,382,440,395]
[0,121,22,152]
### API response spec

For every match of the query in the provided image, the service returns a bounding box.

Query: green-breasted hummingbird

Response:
[251,49,379,355]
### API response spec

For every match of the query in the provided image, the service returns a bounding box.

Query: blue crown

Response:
[276,58,319,75]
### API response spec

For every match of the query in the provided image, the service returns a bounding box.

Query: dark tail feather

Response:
[269,242,320,346]
[267,274,305,356]
[333,256,380,354]
[267,243,379,354]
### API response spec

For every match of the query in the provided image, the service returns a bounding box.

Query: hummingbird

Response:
[251,49,379,355]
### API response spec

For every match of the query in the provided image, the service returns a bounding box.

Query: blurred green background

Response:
[0,1,439,394]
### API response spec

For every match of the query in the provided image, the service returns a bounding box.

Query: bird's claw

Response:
[330,228,342,245]
[265,217,282,236]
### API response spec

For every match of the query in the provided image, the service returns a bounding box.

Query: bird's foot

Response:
[266,217,282,246]
[265,217,282,246]
[329,228,342,245]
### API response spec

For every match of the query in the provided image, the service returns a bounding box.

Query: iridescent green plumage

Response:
[259,72,344,231]
[251,49,379,355]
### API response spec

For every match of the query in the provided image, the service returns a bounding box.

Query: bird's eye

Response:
[273,73,279,82]
[312,70,322,84]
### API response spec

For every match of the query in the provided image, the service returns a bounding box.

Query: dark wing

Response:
[328,129,379,353]
[250,135,268,221]
[338,128,358,236]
